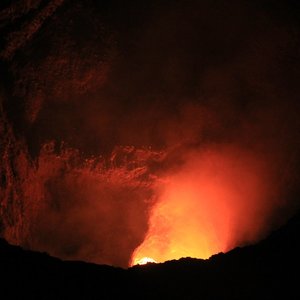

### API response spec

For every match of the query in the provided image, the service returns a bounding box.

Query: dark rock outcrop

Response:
[1,209,299,299]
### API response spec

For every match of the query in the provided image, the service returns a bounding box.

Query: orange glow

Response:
[131,147,272,265]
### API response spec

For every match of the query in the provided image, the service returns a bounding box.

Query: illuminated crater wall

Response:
[1,0,300,268]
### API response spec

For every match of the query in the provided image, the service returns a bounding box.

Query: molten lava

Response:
[133,257,157,265]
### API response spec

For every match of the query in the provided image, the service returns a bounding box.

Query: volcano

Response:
[1,0,300,296]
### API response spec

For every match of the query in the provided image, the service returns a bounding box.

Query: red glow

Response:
[131,146,273,265]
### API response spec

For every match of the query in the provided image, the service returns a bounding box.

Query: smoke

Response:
[27,143,160,267]
[132,141,292,264]
[1,0,300,267]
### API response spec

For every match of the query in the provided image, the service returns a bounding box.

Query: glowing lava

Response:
[133,257,157,265]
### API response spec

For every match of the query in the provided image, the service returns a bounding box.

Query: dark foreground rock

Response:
[1,210,299,299]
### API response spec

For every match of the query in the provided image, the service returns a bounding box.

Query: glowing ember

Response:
[133,257,157,265]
